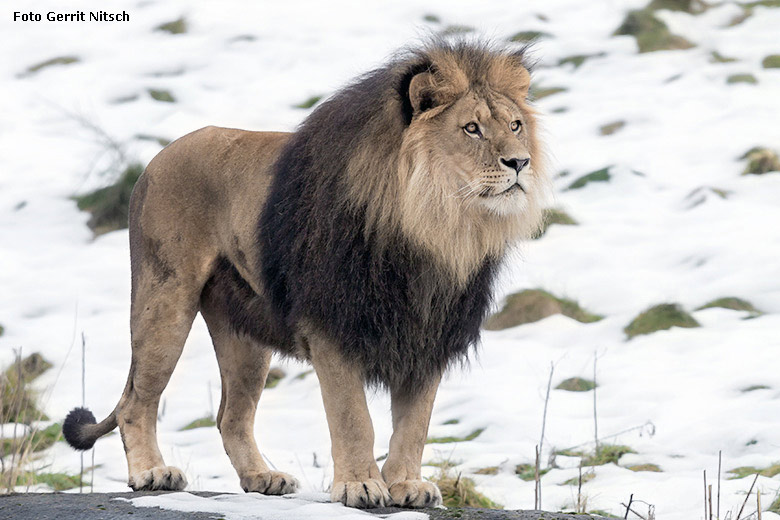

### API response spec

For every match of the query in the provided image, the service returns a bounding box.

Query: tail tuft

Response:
[63,407,98,450]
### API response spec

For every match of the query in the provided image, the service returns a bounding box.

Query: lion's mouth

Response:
[480,182,526,198]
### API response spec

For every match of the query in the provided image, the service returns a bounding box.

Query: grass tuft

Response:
[515,463,550,482]
[627,463,662,472]
[474,466,498,475]
[423,14,441,23]
[440,25,474,37]
[293,95,323,109]
[529,85,568,100]
[533,208,578,238]
[614,8,695,53]
[556,377,597,392]
[762,55,780,68]
[485,289,602,330]
[155,17,188,35]
[430,470,502,509]
[21,56,80,76]
[1,353,52,424]
[265,367,286,389]
[427,428,484,444]
[561,471,596,485]
[741,147,780,175]
[741,384,770,392]
[647,0,706,12]
[710,51,737,63]
[726,74,758,85]
[16,471,88,491]
[558,53,606,69]
[697,297,761,315]
[567,167,611,190]
[75,163,144,235]
[624,303,700,339]
[180,415,216,431]
[148,89,176,103]
[582,444,636,466]
[728,463,780,480]
[510,30,552,42]
[599,121,626,135]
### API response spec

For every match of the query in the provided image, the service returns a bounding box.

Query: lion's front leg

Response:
[309,335,390,509]
[381,376,443,508]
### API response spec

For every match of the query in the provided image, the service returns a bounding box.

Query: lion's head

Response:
[341,41,549,283]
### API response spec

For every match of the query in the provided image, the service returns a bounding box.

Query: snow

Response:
[119,492,427,520]
[1,0,780,519]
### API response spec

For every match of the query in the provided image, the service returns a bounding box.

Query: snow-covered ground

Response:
[2,0,780,519]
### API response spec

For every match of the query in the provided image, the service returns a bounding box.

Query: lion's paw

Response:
[389,480,443,508]
[129,465,187,491]
[331,479,391,509]
[240,471,299,495]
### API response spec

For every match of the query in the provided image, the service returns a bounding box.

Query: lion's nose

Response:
[500,157,530,173]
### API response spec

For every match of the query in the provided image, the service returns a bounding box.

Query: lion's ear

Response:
[408,72,438,114]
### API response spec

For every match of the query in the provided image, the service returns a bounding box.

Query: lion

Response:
[62,39,548,509]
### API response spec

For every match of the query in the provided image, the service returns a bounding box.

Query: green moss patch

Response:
[155,17,188,34]
[741,147,780,175]
[432,471,502,509]
[0,324,4,336]
[148,89,176,103]
[427,428,484,444]
[485,289,602,330]
[21,56,80,77]
[762,54,780,68]
[728,462,780,479]
[265,367,285,389]
[710,51,737,63]
[75,163,144,235]
[567,167,612,190]
[600,121,626,135]
[515,463,550,481]
[697,297,761,314]
[627,463,662,472]
[625,303,700,339]
[294,369,314,380]
[529,85,568,100]
[180,415,216,431]
[556,377,597,392]
[614,9,694,53]
[423,14,441,23]
[293,95,323,109]
[727,73,758,85]
[510,30,552,42]
[443,418,460,425]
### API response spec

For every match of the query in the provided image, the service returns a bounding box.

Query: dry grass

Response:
[429,468,502,509]
[1,352,60,493]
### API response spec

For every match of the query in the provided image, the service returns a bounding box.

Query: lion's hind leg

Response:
[200,298,299,496]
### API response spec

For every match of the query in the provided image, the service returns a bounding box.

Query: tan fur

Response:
[109,46,547,507]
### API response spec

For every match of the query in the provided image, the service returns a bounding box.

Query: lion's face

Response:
[424,90,540,216]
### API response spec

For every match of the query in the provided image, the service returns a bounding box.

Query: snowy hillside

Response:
[2,0,780,519]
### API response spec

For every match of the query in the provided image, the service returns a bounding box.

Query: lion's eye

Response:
[510,120,522,132]
[463,122,480,137]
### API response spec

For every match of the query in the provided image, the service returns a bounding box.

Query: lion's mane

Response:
[259,40,543,392]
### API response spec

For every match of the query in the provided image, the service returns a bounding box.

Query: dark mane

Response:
[259,40,532,391]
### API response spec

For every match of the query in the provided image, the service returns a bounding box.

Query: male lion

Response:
[63,40,548,508]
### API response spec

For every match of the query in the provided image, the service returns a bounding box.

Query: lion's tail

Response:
[62,407,117,451]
